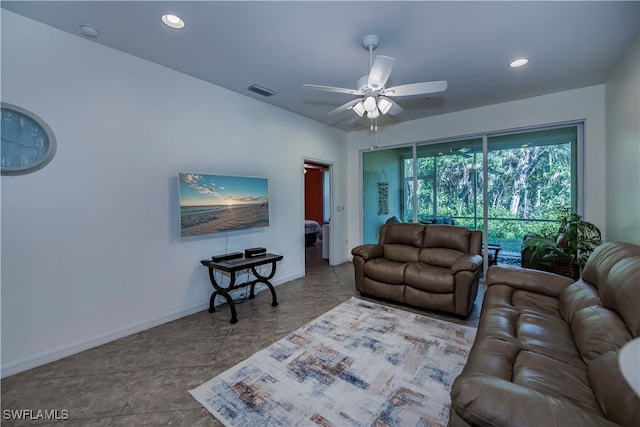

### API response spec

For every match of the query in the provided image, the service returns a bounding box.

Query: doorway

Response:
[304,160,331,267]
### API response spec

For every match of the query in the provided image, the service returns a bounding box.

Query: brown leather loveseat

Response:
[450,241,640,427]
[351,223,483,316]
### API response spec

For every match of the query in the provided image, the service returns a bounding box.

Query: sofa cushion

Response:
[451,374,613,427]
[482,284,564,320]
[458,325,521,378]
[404,262,454,292]
[423,225,470,252]
[383,244,420,263]
[571,305,632,363]
[597,256,640,336]
[455,325,603,421]
[419,247,464,268]
[361,277,405,302]
[588,350,640,427]
[473,305,583,367]
[487,265,574,299]
[404,286,455,312]
[582,242,640,293]
[512,312,585,367]
[513,350,600,414]
[559,280,602,323]
[363,258,407,285]
[379,222,424,246]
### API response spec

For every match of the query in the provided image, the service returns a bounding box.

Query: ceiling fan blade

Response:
[387,98,404,116]
[303,84,362,96]
[368,55,395,89]
[382,80,448,97]
[328,98,363,115]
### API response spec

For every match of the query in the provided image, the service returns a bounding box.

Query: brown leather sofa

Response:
[450,241,640,427]
[351,223,483,316]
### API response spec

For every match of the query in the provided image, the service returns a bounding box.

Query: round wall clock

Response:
[1,103,57,175]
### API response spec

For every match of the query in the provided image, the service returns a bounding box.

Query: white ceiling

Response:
[3,1,639,132]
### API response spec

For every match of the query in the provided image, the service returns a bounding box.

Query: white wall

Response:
[605,35,640,245]
[1,11,348,376]
[347,85,607,248]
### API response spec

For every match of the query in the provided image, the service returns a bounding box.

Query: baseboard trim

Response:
[1,301,207,378]
[1,273,304,378]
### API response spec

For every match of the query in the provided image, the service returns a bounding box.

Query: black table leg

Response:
[208,291,217,313]
[266,281,278,307]
[251,263,278,307]
[209,291,238,324]
[207,268,239,324]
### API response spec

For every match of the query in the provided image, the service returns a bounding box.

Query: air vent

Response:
[248,84,276,97]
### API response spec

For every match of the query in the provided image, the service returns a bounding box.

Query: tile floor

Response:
[1,242,483,426]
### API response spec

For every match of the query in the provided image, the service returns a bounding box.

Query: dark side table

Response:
[200,253,283,324]
[485,244,502,266]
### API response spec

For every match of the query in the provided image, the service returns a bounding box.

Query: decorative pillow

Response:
[385,215,402,224]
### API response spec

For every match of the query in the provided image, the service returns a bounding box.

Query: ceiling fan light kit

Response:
[303,34,448,128]
[377,97,393,115]
[352,101,366,117]
[363,96,377,113]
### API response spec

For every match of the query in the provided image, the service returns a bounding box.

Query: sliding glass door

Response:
[362,146,412,244]
[408,138,483,229]
[362,124,581,264]
[486,126,577,260]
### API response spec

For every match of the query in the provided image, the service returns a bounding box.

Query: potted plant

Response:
[522,207,602,279]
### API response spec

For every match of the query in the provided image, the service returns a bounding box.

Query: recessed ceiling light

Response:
[162,14,185,29]
[510,58,529,68]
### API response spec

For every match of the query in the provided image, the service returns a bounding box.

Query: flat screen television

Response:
[179,173,269,237]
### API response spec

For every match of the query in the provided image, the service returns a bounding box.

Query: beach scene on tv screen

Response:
[179,173,269,237]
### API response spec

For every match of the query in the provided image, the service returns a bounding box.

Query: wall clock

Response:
[1,103,57,175]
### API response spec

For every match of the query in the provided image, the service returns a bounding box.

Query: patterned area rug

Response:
[190,297,476,427]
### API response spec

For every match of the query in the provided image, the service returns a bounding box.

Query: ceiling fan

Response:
[303,35,448,130]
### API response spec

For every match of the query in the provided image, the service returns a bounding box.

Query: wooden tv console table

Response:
[200,253,283,324]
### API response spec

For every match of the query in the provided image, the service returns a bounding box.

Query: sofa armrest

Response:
[486,265,575,298]
[451,374,618,427]
[351,244,383,260]
[451,254,483,274]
